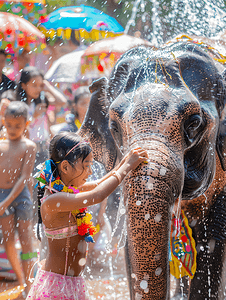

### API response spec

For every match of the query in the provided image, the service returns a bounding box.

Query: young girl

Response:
[27,132,148,299]
[16,66,67,165]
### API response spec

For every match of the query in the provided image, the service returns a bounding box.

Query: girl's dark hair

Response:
[36,132,92,240]
[16,66,48,106]
[49,132,92,173]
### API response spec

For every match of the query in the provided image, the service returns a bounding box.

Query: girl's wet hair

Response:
[36,132,92,240]
[16,66,48,106]
[49,132,92,174]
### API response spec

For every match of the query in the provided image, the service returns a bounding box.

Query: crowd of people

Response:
[0,47,148,299]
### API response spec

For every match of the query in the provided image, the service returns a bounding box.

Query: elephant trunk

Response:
[124,144,184,300]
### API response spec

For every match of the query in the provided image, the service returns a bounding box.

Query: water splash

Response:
[106,186,128,254]
[125,0,226,45]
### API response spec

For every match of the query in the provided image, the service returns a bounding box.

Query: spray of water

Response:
[125,0,226,46]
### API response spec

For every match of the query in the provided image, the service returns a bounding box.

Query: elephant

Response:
[79,41,226,300]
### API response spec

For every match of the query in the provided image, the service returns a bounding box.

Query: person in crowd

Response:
[0,90,16,130]
[27,132,148,299]
[50,86,91,136]
[0,49,16,97]
[0,101,37,296]
[16,66,67,166]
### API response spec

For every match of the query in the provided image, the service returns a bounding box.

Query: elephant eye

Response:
[110,120,120,133]
[184,114,202,140]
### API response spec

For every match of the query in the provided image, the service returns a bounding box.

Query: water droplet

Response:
[146,179,153,190]
[154,213,161,222]
[171,230,177,237]
[3,169,5,173]
[159,167,166,176]
[140,280,148,289]
[135,292,143,300]
[155,267,162,276]
[78,258,86,266]
[190,219,197,227]
[144,288,149,293]
[56,203,60,207]
[145,214,150,220]
[83,199,87,204]
[136,200,141,206]
[120,208,126,215]
[154,253,161,261]
[143,274,149,280]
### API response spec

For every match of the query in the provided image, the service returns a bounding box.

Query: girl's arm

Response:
[43,80,67,106]
[41,149,148,214]
[0,141,37,215]
[79,153,130,192]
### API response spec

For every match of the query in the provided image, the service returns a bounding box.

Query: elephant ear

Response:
[108,46,152,101]
[216,69,226,171]
[78,77,117,172]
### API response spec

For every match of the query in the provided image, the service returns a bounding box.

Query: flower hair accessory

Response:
[34,159,56,188]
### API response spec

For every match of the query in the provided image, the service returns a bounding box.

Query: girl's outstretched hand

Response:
[123,147,148,170]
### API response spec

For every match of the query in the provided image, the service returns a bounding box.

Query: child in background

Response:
[50,86,91,136]
[27,132,148,299]
[16,66,67,166]
[0,101,37,296]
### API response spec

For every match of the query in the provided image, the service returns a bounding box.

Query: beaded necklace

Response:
[34,159,98,243]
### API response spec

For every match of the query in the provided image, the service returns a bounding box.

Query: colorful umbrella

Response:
[81,34,155,79]
[39,5,124,43]
[0,12,46,55]
[0,0,47,25]
[45,49,85,83]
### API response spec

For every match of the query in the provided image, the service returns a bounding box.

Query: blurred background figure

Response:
[0,90,16,131]
[16,66,67,164]
[50,85,91,136]
[0,49,15,97]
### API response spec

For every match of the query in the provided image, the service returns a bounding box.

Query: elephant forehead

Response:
[111,82,199,114]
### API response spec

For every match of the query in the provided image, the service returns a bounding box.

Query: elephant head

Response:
[79,42,226,300]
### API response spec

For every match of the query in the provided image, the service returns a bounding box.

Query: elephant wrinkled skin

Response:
[79,42,226,299]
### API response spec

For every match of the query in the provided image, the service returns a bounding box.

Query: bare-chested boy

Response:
[0,101,36,296]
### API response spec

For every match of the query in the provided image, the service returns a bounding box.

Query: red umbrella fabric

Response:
[81,34,154,79]
[0,12,46,55]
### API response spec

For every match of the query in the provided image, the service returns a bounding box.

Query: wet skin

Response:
[41,147,148,277]
[0,114,36,294]
[79,42,226,300]
[0,116,36,189]
[42,153,93,276]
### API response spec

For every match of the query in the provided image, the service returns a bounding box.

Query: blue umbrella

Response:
[39,5,124,42]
